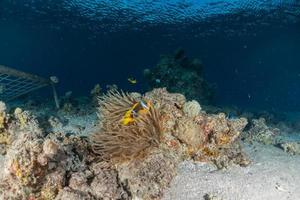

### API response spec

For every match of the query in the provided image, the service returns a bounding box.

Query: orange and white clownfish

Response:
[122,100,151,125]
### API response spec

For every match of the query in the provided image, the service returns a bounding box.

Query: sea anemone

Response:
[97,89,137,124]
[91,90,162,162]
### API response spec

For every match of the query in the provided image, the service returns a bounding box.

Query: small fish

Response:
[128,77,137,84]
[122,100,151,125]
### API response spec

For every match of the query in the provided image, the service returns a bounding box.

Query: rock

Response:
[280,142,300,155]
[183,100,202,118]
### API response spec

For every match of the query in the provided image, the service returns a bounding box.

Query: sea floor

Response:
[164,142,300,200]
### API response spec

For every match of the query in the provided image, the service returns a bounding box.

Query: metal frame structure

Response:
[0,65,59,108]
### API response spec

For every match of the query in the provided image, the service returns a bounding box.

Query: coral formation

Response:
[0,101,7,129]
[118,149,178,200]
[174,117,204,151]
[0,105,96,199]
[144,49,214,104]
[280,142,300,155]
[183,100,202,118]
[243,118,280,145]
[0,102,11,155]
[0,88,250,200]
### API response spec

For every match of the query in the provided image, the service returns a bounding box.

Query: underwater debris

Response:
[144,49,214,104]
[0,65,60,108]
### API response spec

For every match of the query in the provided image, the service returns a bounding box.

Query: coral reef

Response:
[0,110,92,199]
[0,101,7,129]
[118,149,178,200]
[280,142,300,155]
[0,102,13,155]
[183,100,202,118]
[0,87,250,200]
[143,49,214,104]
[243,118,281,145]
[91,87,249,198]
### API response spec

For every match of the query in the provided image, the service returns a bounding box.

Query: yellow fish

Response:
[128,77,137,84]
[122,100,151,125]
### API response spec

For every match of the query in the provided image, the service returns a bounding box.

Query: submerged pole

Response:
[50,76,60,109]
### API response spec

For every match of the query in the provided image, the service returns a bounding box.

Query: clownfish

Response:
[122,100,151,125]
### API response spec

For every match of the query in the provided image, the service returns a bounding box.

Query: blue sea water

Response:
[0,0,300,112]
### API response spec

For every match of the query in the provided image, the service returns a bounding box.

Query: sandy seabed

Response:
[164,142,300,200]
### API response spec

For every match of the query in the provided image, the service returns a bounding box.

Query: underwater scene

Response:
[0,0,300,199]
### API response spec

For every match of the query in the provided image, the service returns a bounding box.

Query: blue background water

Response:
[0,0,300,112]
